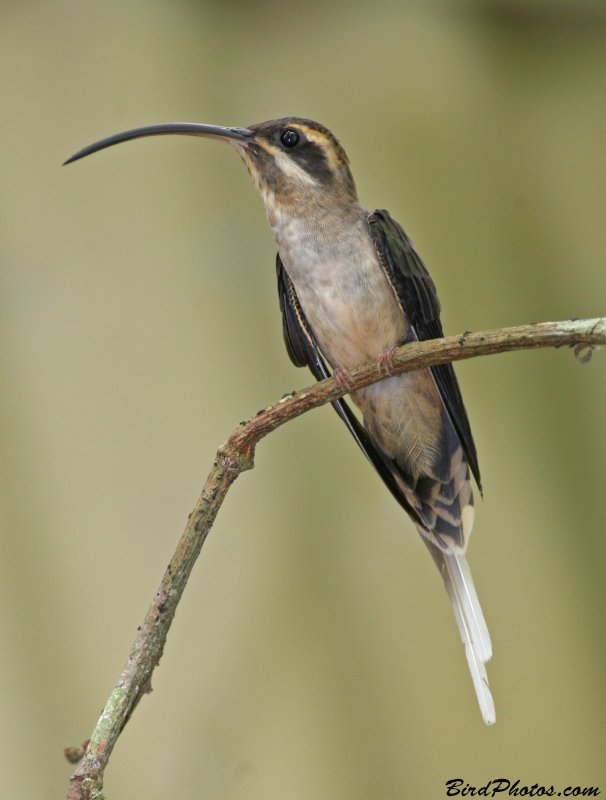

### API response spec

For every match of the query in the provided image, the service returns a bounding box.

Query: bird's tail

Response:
[423,538,496,725]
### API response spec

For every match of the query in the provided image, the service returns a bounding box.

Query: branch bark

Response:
[65,317,605,800]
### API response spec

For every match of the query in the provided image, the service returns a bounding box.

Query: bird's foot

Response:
[376,345,399,376]
[334,367,355,393]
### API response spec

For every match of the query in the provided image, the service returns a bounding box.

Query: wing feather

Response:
[367,210,481,491]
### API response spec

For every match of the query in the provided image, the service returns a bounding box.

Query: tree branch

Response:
[65,317,605,800]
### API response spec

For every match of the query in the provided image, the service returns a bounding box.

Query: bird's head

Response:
[64,117,359,217]
[236,118,358,213]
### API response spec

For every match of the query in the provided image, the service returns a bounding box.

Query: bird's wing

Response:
[276,253,425,526]
[367,209,481,492]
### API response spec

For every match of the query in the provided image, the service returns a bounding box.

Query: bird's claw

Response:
[377,345,399,376]
[334,367,355,392]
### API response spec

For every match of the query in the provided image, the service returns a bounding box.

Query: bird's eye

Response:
[280,129,300,148]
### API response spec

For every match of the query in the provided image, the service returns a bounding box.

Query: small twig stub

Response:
[574,343,594,363]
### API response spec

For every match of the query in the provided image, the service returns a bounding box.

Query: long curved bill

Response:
[63,122,255,165]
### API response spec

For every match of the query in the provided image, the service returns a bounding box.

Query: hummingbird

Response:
[65,118,495,724]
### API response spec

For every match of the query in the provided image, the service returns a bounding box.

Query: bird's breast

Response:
[273,210,408,370]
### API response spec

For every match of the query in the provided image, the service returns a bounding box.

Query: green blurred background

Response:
[1,1,605,798]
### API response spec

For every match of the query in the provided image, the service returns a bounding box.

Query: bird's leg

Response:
[376,345,399,376]
[334,367,355,392]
